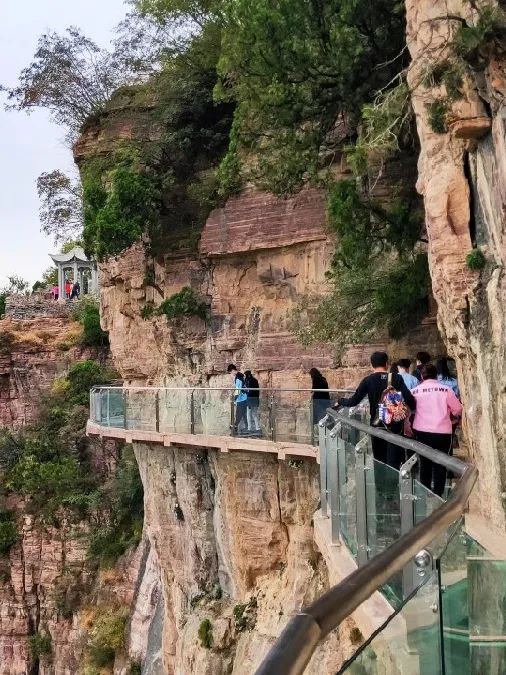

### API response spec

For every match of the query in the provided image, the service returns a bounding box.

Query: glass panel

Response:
[158,389,192,434]
[366,458,402,605]
[107,389,125,427]
[438,520,470,675]
[273,390,313,444]
[194,389,233,436]
[414,478,444,525]
[342,571,442,674]
[125,389,156,431]
[468,558,506,675]
[338,439,357,558]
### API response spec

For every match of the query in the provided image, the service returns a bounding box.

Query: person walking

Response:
[413,351,431,382]
[337,351,416,468]
[227,364,248,435]
[245,370,261,435]
[436,358,460,397]
[309,368,330,425]
[397,359,419,390]
[411,364,462,496]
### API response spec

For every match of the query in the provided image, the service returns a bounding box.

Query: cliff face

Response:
[134,443,357,673]
[406,0,506,529]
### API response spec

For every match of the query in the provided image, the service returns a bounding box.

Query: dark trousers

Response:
[414,430,453,497]
[234,401,248,430]
[370,420,404,468]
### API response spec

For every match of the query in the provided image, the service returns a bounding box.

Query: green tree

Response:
[216,0,408,193]
[37,170,83,245]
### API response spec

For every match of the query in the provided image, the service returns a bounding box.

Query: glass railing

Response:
[257,410,478,675]
[89,386,353,445]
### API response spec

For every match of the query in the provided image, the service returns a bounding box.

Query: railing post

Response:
[269,394,275,441]
[155,390,160,433]
[190,390,195,434]
[328,422,342,545]
[318,416,329,518]
[122,389,127,430]
[355,435,369,566]
[400,453,419,598]
[106,389,111,427]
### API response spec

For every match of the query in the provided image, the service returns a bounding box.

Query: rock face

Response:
[0,317,92,428]
[406,0,506,528]
[134,442,357,673]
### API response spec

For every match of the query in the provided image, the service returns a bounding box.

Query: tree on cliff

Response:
[37,170,84,245]
[216,0,409,193]
[2,28,127,137]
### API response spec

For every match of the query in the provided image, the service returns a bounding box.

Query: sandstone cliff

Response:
[406,0,506,529]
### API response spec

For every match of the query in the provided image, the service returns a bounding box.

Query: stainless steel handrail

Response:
[255,408,478,675]
[90,385,354,393]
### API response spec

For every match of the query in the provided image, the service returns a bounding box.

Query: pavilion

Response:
[49,246,98,300]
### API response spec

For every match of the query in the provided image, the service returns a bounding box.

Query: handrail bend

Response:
[255,408,478,675]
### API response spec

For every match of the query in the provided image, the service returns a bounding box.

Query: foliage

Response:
[88,446,144,568]
[233,597,257,632]
[129,663,142,675]
[426,98,452,134]
[37,170,83,245]
[348,80,414,177]
[466,247,486,271]
[422,59,464,100]
[0,294,5,318]
[293,179,429,351]
[28,633,53,659]
[134,0,222,27]
[216,0,409,193]
[82,153,161,261]
[198,618,213,648]
[72,297,109,347]
[154,286,208,321]
[1,360,113,521]
[1,275,30,296]
[88,607,128,667]
[0,511,18,555]
[3,28,131,137]
[453,7,506,69]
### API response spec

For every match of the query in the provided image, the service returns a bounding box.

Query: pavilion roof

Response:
[49,247,91,264]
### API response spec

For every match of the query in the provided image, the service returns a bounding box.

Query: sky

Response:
[0,0,128,288]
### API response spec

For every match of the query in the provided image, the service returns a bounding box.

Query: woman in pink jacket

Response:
[412,364,463,496]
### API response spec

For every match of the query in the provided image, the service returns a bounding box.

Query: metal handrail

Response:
[90,385,354,393]
[255,408,478,675]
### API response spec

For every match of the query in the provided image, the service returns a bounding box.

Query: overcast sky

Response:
[0,0,128,288]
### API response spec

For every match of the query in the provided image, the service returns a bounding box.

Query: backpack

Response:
[374,373,410,426]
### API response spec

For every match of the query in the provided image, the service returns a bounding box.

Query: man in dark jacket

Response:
[337,351,416,468]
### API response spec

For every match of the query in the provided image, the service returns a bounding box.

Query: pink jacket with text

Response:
[412,379,463,435]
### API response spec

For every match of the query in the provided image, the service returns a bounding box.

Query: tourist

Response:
[245,370,261,435]
[336,351,416,467]
[65,279,72,299]
[436,357,460,397]
[411,364,463,497]
[227,364,248,435]
[70,281,80,300]
[309,368,331,425]
[413,351,431,382]
[51,285,59,301]
[397,359,419,390]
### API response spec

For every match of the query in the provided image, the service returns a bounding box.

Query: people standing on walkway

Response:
[413,351,431,382]
[397,359,419,390]
[309,368,330,425]
[227,364,248,434]
[436,358,460,397]
[65,279,72,299]
[245,370,261,435]
[411,364,462,497]
[337,352,416,468]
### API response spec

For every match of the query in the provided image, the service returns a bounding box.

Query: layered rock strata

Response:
[406,0,506,528]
